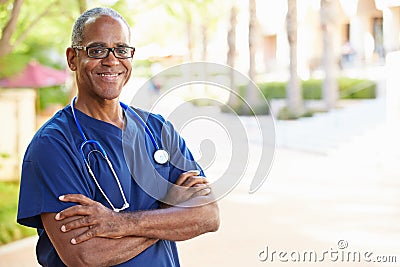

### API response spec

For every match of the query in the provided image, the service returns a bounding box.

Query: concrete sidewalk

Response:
[178,99,400,266]
[0,236,39,267]
[179,144,400,266]
[1,99,399,266]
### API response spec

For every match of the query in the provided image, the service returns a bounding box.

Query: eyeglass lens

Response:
[87,47,134,59]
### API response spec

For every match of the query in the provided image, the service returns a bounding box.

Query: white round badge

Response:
[154,149,169,164]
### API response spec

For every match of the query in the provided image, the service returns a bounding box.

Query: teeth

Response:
[100,73,118,77]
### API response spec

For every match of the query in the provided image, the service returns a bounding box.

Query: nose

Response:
[101,49,120,66]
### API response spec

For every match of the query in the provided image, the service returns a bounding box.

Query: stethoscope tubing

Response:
[70,97,170,212]
[70,97,169,165]
[71,97,160,151]
[119,102,160,151]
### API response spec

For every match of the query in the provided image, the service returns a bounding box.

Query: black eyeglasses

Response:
[72,46,135,59]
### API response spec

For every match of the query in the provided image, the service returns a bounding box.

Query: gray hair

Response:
[71,7,130,46]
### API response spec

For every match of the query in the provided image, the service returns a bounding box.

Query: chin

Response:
[103,93,122,101]
[97,86,123,100]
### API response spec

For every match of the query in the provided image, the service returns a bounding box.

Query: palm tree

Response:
[286,0,303,116]
[162,0,195,60]
[320,0,339,110]
[226,4,239,109]
[197,0,221,62]
[245,0,259,112]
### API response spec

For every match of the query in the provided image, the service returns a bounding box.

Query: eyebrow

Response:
[86,42,131,47]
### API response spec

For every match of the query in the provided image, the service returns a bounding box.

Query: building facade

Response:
[254,0,400,78]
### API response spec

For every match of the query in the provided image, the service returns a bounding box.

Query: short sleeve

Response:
[159,119,205,183]
[17,134,93,229]
[132,109,205,185]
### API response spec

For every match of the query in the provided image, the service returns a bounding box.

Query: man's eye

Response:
[90,48,106,54]
[116,48,128,54]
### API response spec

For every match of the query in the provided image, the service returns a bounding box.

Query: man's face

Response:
[71,15,132,101]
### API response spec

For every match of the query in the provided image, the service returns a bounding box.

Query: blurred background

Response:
[0,0,399,266]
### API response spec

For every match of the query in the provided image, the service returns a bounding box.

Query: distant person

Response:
[341,41,356,67]
[17,7,219,266]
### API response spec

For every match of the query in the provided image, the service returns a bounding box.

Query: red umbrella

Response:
[0,61,67,88]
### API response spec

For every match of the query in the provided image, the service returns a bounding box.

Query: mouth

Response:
[97,72,123,80]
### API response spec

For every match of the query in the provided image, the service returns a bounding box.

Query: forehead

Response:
[82,15,130,45]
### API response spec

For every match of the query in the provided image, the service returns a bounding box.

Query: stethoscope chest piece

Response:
[154,149,169,165]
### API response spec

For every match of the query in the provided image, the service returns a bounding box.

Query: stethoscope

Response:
[70,97,169,212]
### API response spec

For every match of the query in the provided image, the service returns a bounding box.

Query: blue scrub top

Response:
[17,104,203,267]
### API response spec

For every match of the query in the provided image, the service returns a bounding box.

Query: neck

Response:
[73,96,125,129]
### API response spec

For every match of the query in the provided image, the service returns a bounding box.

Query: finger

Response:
[192,176,209,184]
[70,227,96,245]
[186,184,210,195]
[176,170,201,185]
[60,215,93,232]
[193,183,209,188]
[175,170,201,186]
[191,187,211,198]
[59,194,94,206]
[55,205,92,221]
[182,177,208,188]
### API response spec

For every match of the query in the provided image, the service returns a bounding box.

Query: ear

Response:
[66,47,77,71]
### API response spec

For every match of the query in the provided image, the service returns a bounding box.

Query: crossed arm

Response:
[41,171,219,267]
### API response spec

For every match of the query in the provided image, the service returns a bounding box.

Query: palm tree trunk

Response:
[321,0,339,110]
[186,17,194,61]
[286,0,303,116]
[246,0,259,112]
[227,5,239,109]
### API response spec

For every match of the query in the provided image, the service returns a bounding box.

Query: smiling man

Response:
[17,7,219,267]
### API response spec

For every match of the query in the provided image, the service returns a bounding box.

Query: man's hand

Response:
[160,170,211,207]
[55,170,212,244]
[55,194,126,244]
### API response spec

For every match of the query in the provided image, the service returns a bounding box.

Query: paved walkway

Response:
[0,236,39,267]
[1,96,399,266]
[178,98,400,266]
[275,98,387,154]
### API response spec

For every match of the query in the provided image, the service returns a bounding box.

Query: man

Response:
[17,7,219,267]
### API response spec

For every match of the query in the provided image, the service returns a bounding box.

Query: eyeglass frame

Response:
[72,45,135,59]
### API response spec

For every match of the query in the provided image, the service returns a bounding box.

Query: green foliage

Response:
[258,81,286,99]
[256,78,376,100]
[0,0,226,80]
[0,0,81,78]
[277,106,318,120]
[0,181,36,245]
[232,78,376,117]
[106,0,136,27]
[277,106,313,120]
[39,85,69,111]
[0,0,78,52]
[0,153,9,158]
[132,59,153,77]
[302,79,323,99]
[0,0,142,78]
[338,77,376,99]
[0,152,10,169]
[0,53,31,79]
